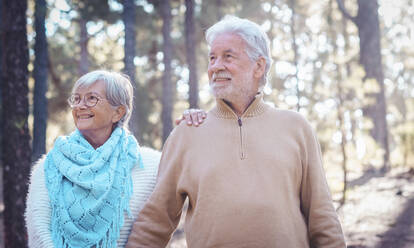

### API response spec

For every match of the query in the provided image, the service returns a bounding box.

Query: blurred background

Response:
[1,0,413,247]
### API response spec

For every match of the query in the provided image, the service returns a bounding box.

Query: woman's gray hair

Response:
[205,15,273,88]
[73,70,134,130]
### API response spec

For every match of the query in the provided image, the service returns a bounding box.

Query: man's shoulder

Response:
[267,106,308,124]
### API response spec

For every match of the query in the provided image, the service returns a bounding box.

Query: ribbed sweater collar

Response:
[212,93,268,119]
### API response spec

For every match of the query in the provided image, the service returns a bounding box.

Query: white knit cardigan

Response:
[25,147,160,248]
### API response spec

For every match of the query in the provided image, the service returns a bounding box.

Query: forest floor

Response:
[1,166,414,248]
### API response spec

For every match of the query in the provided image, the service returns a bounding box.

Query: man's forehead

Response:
[209,34,246,53]
[209,48,237,55]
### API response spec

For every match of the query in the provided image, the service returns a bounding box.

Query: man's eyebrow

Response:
[209,49,237,56]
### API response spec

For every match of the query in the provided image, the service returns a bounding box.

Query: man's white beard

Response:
[209,73,256,103]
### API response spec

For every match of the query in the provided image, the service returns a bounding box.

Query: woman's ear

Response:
[112,105,126,123]
[254,57,266,79]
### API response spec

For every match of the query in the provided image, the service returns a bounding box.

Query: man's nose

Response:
[210,58,225,72]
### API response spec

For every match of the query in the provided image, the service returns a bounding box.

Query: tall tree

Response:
[288,0,301,111]
[0,0,2,163]
[78,18,89,76]
[1,0,31,247]
[122,0,141,138]
[32,0,49,161]
[71,0,118,76]
[160,0,173,142]
[337,0,390,170]
[185,0,199,108]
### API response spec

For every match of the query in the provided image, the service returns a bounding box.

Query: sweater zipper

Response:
[238,117,245,160]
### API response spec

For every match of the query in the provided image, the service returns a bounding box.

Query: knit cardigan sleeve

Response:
[299,120,346,248]
[25,157,54,248]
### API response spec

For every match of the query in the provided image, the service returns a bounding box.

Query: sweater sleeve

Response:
[126,127,187,248]
[25,158,55,248]
[299,122,346,248]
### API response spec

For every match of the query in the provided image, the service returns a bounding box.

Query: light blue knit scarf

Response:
[44,127,143,248]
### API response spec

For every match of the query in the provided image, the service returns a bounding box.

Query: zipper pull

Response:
[238,117,242,127]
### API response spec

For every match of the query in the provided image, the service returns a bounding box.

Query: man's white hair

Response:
[205,15,273,88]
[73,70,134,131]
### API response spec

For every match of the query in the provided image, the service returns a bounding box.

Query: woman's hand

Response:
[175,109,207,126]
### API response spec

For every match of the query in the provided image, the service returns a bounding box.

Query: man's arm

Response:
[299,121,346,248]
[126,128,187,248]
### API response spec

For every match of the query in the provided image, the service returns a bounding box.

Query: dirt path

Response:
[341,168,414,248]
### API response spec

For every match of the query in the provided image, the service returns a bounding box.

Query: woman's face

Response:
[71,81,123,138]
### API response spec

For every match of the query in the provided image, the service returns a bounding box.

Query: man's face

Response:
[208,33,259,102]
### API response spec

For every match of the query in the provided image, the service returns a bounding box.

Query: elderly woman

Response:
[25,70,205,248]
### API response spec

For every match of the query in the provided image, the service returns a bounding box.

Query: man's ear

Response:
[254,57,266,79]
[112,105,126,123]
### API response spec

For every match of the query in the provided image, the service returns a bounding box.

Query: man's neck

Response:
[223,94,257,117]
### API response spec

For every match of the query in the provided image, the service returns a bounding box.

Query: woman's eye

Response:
[87,95,98,101]
[73,96,81,102]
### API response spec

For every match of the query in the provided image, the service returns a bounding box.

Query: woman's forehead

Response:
[74,80,106,94]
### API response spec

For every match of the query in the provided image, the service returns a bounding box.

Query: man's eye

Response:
[225,54,232,58]
[209,56,216,61]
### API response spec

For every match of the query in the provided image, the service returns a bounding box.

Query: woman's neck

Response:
[81,128,113,149]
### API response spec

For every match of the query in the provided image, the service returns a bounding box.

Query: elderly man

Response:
[126,16,346,248]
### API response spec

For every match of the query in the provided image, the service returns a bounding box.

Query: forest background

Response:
[0,0,414,247]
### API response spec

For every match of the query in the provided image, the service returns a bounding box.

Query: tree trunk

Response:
[329,0,349,208]
[185,0,199,108]
[122,0,141,138]
[288,0,301,111]
[79,18,89,76]
[161,0,173,143]
[32,0,49,161]
[1,0,31,247]
[337,0,390,170]
[216,0,223,21]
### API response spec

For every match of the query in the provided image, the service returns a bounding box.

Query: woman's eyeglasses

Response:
[67,92,107,108]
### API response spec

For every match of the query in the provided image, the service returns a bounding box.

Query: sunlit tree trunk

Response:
[337,0,390,170]
[288,0,301,111]
[122,0,141,138]
[161,0,173,142]
[1,0,31,246]
[79,18,89,76]
[32,0,49,161]
[185,0,198,108]
[328,0,349,209]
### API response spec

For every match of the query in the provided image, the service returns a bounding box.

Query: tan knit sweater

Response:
[126,95,346,248]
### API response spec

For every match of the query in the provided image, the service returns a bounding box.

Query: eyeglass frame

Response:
[67,92,108,108]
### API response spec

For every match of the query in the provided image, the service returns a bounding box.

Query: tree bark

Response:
[185,0,199,108]
[122,0,141,138]
[161,0,173,142]
[1,0,31,247]
[288,0,301,111]
[79,18,89,76]
[336,0,390,170]
[32,0,49,161]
